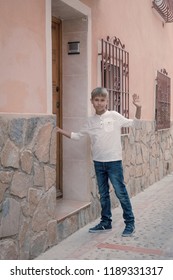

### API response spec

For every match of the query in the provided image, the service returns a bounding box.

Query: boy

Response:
[56,87,141,237]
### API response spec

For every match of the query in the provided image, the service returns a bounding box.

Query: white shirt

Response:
[71,110,135,162]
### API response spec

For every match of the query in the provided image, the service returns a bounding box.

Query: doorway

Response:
[52,17,62,197]
[50,0,91,207]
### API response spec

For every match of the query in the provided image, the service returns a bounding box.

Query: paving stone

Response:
[36,173,173,260]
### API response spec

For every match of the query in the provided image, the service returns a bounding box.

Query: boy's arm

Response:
[132,94,141,119]
[56,127,71,138]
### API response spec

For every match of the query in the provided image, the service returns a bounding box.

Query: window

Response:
[155,70,171,130]
[100,36,129,133]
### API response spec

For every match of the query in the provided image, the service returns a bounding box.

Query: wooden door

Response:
[52,17,62,198]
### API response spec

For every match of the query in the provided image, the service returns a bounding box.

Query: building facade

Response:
[0,0,173,259]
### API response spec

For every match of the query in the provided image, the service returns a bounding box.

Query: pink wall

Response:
[81,0,173,120]
[1,0,173,119]
[0,0,47,113]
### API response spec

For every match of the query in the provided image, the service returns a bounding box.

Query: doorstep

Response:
[55,199,91,243]
[56,199,91,222]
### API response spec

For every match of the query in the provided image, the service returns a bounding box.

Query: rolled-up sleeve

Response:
[70,120,90,140]
[71,132,85,140]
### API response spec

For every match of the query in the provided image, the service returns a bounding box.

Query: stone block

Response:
[21,150,33,174]
[19,219,30,259]
[0,139,19,168]
[34,163,45,187]
[0,117,8,150]
[78,206,91,228]
[135,144,143,164]
[0,239,18,260]
[32,187,56,232]
[0,170,13,184]
[141,144,149,164]
[30,231,47,259]
[129,128,135,145]
[9,118,25,146]
[34,123,53,163]
[47,220,57,247]
[21,200,30,217]
[149,172,155,185]
[50,127,57,165]
[24,117,39,146]
[124,166,130,183]
[44,165,56,191]
[164,150,170,161]
[0,182,8,203]
[135,165,143,177]
[0,198,20,238]
[135,129,142,142]
[57,215,78,242]
[28,188,43,215]
[11,172,33,198]
[129,178,136,197]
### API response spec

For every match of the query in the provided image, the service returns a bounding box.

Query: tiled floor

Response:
[37,173,173,260]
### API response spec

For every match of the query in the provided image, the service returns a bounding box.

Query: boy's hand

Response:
[56,126,71,138]
[132,94,141,119]
[56,126,62,133]
[132,94,141,108]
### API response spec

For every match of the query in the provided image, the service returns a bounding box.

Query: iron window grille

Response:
[100,36,129,134]
[155,70,171,130]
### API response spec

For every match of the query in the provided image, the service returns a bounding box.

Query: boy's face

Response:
[91,95,108,115]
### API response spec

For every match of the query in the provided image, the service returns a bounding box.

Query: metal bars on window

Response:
[100,36,129,133]
[155,70,171,130]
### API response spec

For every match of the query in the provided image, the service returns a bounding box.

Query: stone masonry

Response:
[0,115,57,259]
[0,115,173,260]
[123,121,173,193]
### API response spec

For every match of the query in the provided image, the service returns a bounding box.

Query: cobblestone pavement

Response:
[36,173,173,260]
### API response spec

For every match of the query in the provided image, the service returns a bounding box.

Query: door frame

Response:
[46,0,92,201]
[52,16,63,197]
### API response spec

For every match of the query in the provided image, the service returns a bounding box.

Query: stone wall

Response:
[122,121,173,195]
[0,115,57,259]
[0,116,173,260]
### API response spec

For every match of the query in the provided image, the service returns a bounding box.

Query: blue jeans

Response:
[94,160,135,227]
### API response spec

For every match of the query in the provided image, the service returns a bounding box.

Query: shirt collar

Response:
[95,110,109,117]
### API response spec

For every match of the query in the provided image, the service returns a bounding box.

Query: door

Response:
[52,17,62,198]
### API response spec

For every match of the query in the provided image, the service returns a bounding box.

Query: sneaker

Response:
[122,224,135,237]
[89,223,112,233]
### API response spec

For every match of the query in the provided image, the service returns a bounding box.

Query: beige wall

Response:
[61,15,91,201]
[81,0,173,121]
[0,0,47,113]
